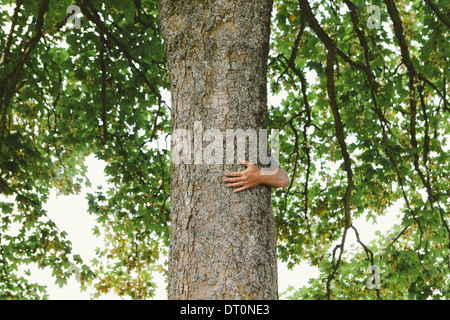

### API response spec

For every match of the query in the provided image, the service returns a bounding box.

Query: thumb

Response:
[238,158,250,167]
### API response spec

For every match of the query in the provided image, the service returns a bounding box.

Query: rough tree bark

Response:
[157,0,277,299]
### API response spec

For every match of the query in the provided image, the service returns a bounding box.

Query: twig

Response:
[424,0,450,28]
[0,0,23,66]
[0,0,50,149]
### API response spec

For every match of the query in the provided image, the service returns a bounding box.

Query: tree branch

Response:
[0,0,23,66]
[424,0,450,28]
[324,47,355,299]
[384,0,435,201]
[0,0,50,149]
[76,0,164,141]
[298,0,366,70]
[99,33,108,144]
[282,16,313,232]
[351,225,380,299]
[326,48,354,228]
[343,0,393,138]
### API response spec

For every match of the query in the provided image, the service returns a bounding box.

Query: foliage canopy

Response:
[0,0,448,299]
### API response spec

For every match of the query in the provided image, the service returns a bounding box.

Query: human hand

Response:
[223,158,262,193]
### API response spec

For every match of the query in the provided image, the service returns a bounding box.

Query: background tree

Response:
[271,0,449,299]
[0,0,448,300]
[0,0,170,299]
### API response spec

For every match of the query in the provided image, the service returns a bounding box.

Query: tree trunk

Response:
[157,0,277,300]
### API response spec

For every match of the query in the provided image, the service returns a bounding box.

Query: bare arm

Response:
[223,158,290,193]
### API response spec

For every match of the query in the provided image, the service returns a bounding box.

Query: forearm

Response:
[257,166,290,189]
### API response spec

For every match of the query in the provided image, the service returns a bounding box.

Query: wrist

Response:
[257,168,269,185]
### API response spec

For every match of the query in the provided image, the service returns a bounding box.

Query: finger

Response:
[233,185,249,193]
[226,182,245,188]
[238,158,250,167]
[224,171,243,177]
[223,177,242,183]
